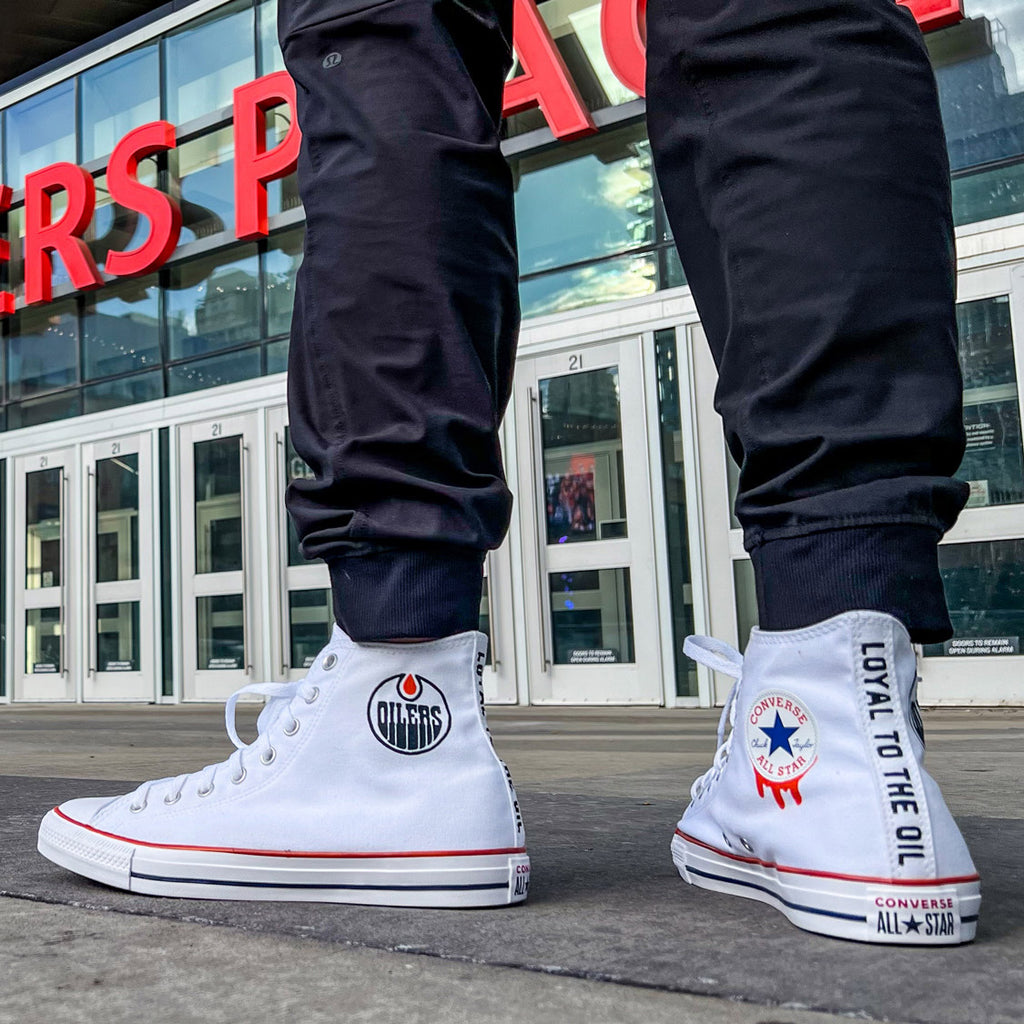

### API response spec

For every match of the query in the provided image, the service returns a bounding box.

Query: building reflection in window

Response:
[8,302,79,401]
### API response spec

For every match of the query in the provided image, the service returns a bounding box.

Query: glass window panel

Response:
[26,468,62,589]
[171,127,237,243]
[8,301,78,400]
[660,245,686,290]
[5,81,75,182]
[194,435,243,574]
[88,169,160,272]
[83,276,161,380]
[514,125,654,276]
[80,45,160,163]
[654,328,698,696]
[84,372,164,415]
[924,538,1024,657]
[266,338,289,375]
[520,252,657,319]
[285,426,314,566]
[540,366,626,543]
[97,601,140,672]
[4,203,72,307]
[26,607,62,674]
[733,558,759,654]
[289,589,332,668]
[952,162,1024,225]
[164,2,256,125]
[479,575,492,666]
[166,247,260,360]
[6,391,81,430]
[96,453,140,582]
[197,593,245,669]
[167,346,262,396]
[955,296,1024,507]
[265,228,303,338]
[259,0,286,74]
[549,568,635,664]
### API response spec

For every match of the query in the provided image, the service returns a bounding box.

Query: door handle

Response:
[528,388,552,673]
[485,552,500,669]
[240,440,253,676]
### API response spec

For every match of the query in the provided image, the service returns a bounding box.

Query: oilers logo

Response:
[368,673,452,754]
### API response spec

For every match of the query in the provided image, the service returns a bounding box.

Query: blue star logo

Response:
[759,712,800,756]
[903,915,922,934]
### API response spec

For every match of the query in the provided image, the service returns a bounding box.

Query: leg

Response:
[647,0,967,643]
[281,0,520,641]
[648,0,980,943]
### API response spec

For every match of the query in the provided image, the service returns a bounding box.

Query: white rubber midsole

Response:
[38,809,531,908]
[672,831,980,945]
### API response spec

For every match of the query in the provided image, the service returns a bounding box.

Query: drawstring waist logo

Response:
[368,673,451,754]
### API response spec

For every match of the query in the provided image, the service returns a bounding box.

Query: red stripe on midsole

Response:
[675,829,979,886]
[53,807,526,859]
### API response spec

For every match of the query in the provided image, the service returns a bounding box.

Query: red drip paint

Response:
[401,674,419,698]
[754,768,804,808]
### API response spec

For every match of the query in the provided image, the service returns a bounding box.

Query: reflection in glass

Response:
[285,427,314,566]
[265,229,304,337]
[166,248,260,360]
[956,296,1024,506]
[4,81,75,182]
[83,276,161,380]
[164,2,255,125]
[171,127,237,243]
[479,576,492,667]
[8,302,78,400]
[514,125,654,275]
[167,347,262,396]
[520,253,657,319]
[96,454,140,582]
[89,170,159,272]
[540,367,626,544]
[549,569,634,664]
[265,106,302,220]
[84,372,164,415]
[924,539,1024,657]
[733,559,759,654]
[266,338,289,375]
[81,45,160,163]
[97,602,140,672]
[259,0,286,74]
[26,608,62,674]
[7,391,82,430]
[194,436,243,574]
[26,468,62,589]
[655,328,698,696]
[289,589,332,669]
[197,594,245,669]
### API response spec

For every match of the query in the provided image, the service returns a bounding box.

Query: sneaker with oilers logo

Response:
[672,610,980,945]
[38,627,530,908]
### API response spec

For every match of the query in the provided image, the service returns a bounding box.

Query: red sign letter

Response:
[504,0,596,141]
[234,71,301,241]
[901,0,964,31]
[0,184,13,316]
[106,121,181,279]
[24,163,103,306]
[601,0,647,97]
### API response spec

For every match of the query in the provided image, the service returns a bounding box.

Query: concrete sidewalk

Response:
[0,704,1021,1024]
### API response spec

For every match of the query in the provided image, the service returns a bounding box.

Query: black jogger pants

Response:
[278,0,968,643]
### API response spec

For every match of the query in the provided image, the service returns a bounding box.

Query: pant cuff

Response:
[328,548,485,641]
[749,525,952,644]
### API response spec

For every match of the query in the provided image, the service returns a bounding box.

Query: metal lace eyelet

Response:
[304,686,320,704]
[322,653,337,671]
[739,837,754,853]
[164,791,182,805]
[129,801,146,813]
[197,783,214,797]
[283,717,300,737]
[231,768,247,785]
[260,746,277,766]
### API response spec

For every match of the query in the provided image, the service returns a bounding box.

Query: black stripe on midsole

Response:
[962,915,979,923]
[131,871,506,892]
[687,866,866,922]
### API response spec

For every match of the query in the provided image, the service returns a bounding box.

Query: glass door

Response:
[12,448,75,700]
[515,337,662,703]
[179,414,261,700]
[268,407,332,681]
[83,434,156,701]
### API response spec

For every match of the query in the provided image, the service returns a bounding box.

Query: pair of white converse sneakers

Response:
[38,610,980,944]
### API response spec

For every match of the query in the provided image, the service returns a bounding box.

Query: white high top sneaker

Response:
[672,611,980,944]
[38,627,530,908]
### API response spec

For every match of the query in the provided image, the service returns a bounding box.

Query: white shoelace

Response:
[683,635,745,803]
[128,679,320,811]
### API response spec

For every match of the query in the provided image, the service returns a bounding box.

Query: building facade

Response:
[0,0,1022,707]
